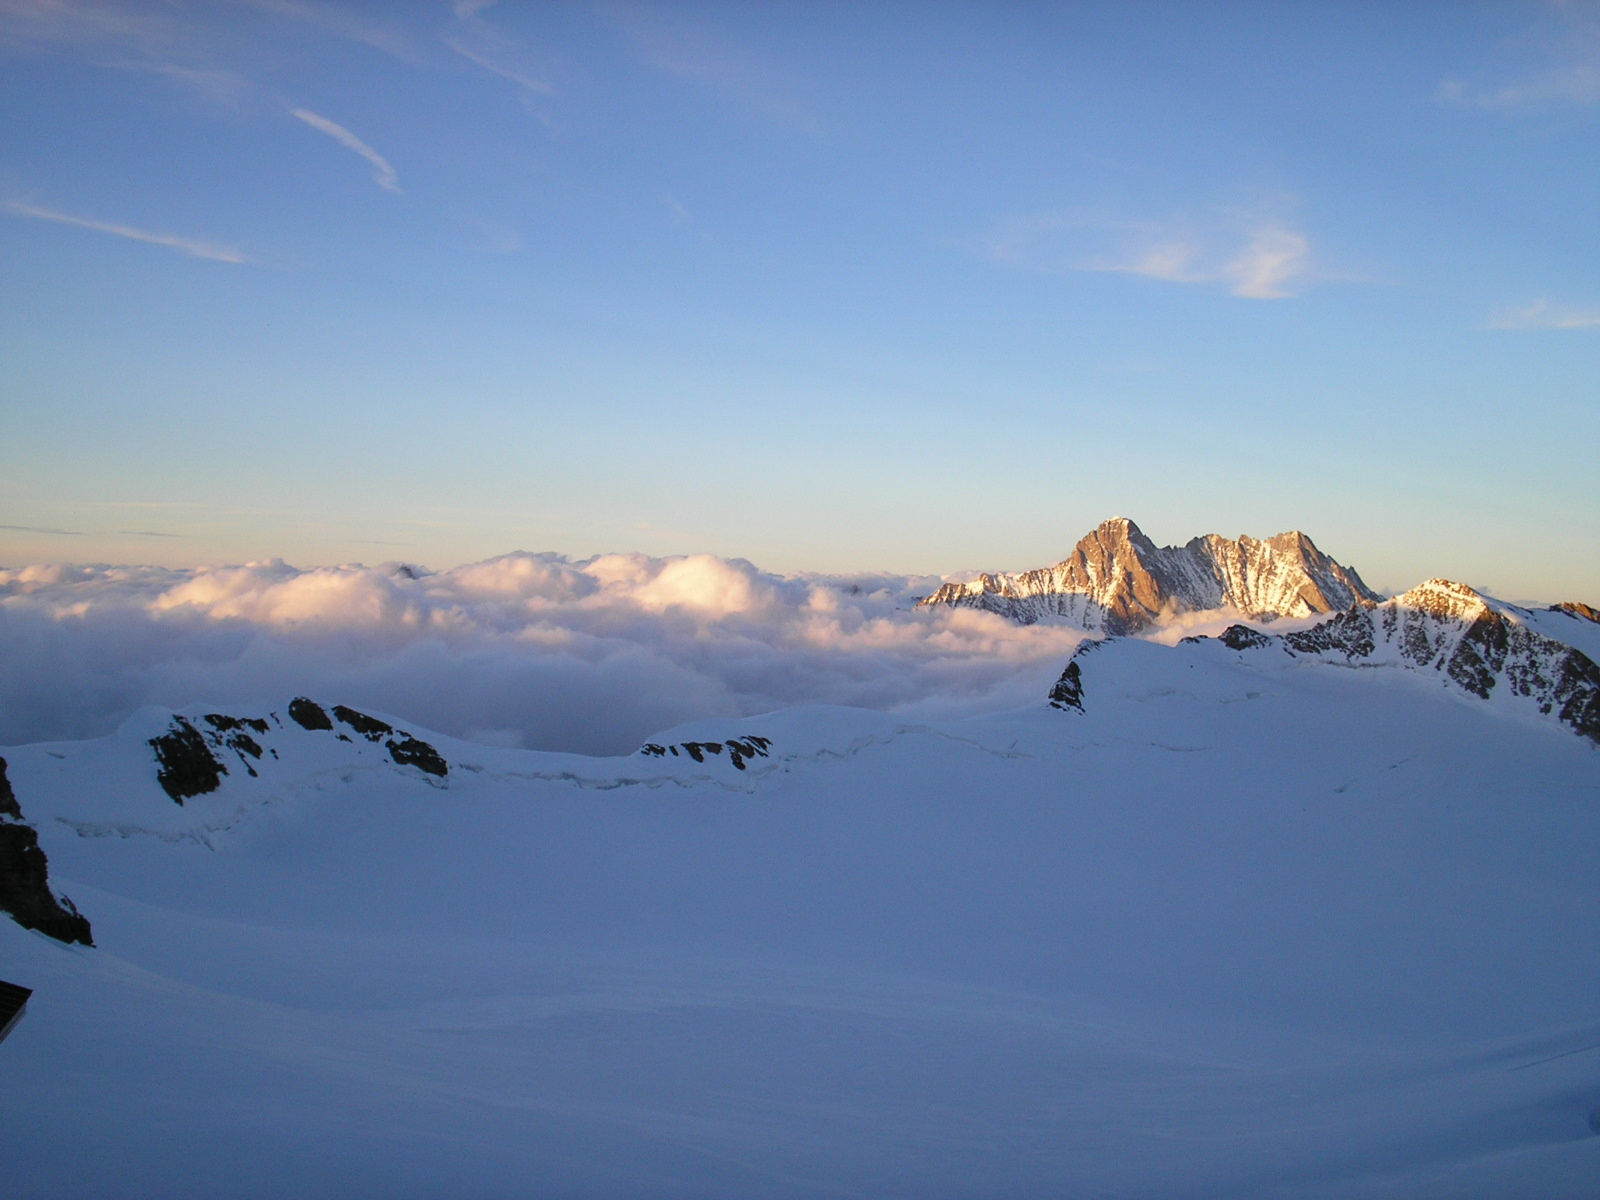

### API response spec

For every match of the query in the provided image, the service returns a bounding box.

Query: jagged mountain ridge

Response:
[1049,577,1600,746]
[920,517,1379,633]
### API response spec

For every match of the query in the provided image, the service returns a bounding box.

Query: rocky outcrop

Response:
[1217,625,1273,651]
[386,734,448,778]
[149,717,230,803]
[148,701,450,799]
[333,705,394,741]
[920,517,1378,634]
[1550,601,1600,624]
[640,736,772,771]
[1047,640,1106,712]
[1148,581,1600,747]
[331,705,448,777]
[287,697,334,731]
[0,757,94,945]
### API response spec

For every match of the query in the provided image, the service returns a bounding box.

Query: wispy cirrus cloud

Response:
[1221,225,1312,300]
[1438,4,1600,110]
[448,38,553,94]
[0,0,191,55]
[0,0,250,102]
[109,58,251,103]
[3,200,249,263]
[446,0,555,98]
[1490,299,1600,330]
[291,108,401,193]
[986,211,1315,300]
[233,0,419,63]
[607,2,817,132]
[0,524,84,536]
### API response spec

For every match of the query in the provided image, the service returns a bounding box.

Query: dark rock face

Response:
[0,756,20,822]
[387,735,448,777]
[0,757,93,946]
[149,717,228,804]
[1047,661,1086,712]
[204,714,269,735]
[333,705,393,742]
[146,700,450,797]
[1552,654,1600,745]
[921,517,1378,633]
[288,697,333,731]
[1048,640,1104,712]
[1218,625,1273,651]
[329,705,448,778]
[640,735,772,770]
[201,714,267,776]
[1284,609,1377,659]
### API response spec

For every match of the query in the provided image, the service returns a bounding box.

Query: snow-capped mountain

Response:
[1050,577,1600,746]
[920,516,1379,632]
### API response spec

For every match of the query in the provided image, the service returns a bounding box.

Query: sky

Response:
[1,0,1598,603]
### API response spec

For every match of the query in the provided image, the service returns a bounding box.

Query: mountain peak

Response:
[1393,579,1494,626]
[920,518,1378,634]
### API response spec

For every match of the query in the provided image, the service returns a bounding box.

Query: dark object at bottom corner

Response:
[0,978,33,1046]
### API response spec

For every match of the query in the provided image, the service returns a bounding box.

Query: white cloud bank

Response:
[0,552,1092,754]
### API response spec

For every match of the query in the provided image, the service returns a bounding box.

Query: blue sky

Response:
[2,0,1597,600]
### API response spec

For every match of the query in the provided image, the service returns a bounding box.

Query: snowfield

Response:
[2,627,1598,1198]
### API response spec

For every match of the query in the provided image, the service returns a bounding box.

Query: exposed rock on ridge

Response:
[1550,601,1600,625]
[1271,579,1600,744]
[640,735,772,770]
[147,699,449,805]
[1045,578,1600,746]
[921,517,1378,634]
[0,757,94,945]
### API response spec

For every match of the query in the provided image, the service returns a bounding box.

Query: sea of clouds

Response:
[0,551,1113,754]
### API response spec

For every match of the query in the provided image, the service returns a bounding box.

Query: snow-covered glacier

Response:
[2,584,1598,1198]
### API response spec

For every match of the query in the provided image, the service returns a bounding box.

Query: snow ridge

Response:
[1107,578,1600,745]
[920,517,1378,633]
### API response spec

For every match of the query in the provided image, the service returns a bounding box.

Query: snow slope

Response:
[1,637,1598,1197]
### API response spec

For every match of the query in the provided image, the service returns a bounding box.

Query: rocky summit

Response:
[918,517,1379,633]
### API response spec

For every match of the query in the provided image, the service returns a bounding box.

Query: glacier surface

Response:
[2,628,1598,1198]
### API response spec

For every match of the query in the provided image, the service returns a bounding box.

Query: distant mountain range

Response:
[919,516,1380,632]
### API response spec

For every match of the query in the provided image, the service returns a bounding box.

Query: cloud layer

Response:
[0,552,1092,755]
